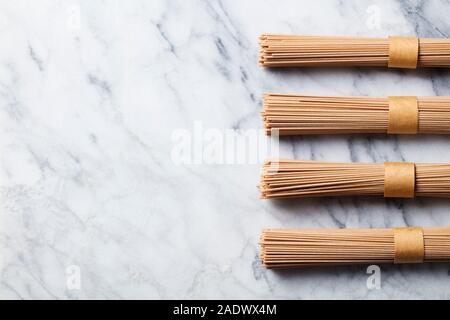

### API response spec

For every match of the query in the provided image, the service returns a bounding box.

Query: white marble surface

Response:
[2,0,450,299]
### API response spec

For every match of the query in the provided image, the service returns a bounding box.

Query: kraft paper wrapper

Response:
[393,227,424,264]
[388,36,419,69]
[387,96,418,134]
[384,162,415,198]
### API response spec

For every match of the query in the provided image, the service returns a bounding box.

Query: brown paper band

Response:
[387,96,418,134]
[388,36,419,69]
[384,162,415,198]
[393,227,424,264]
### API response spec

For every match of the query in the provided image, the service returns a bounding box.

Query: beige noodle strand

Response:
[263,94,450,135]
[260,160,450,199]
[259,34,450,68]
[260,227,450,268]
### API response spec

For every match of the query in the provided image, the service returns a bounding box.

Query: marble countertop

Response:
[2,0,450,299]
